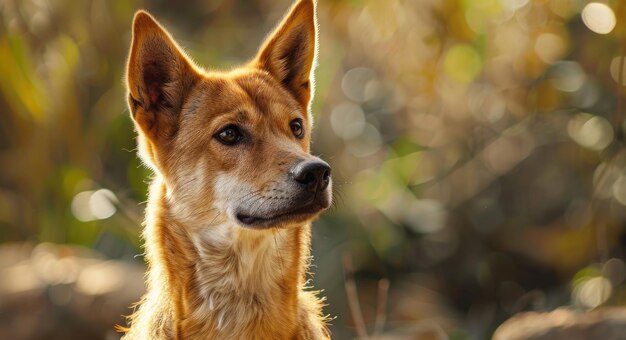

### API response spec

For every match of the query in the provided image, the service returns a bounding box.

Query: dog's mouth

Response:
[235,201,327,228]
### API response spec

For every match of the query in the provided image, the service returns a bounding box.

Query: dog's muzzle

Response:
[234,158,332,228]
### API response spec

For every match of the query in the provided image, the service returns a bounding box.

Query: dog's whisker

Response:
[241,191,263,202]
[208,210,223,226]
[249,196,271,218]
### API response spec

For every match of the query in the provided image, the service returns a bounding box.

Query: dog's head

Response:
[126,0,331,229]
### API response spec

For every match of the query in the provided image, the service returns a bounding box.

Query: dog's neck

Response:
[139,175,310,338]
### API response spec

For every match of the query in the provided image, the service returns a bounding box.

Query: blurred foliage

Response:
[2,0,626,338]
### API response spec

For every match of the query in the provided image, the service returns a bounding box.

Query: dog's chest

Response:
[185,224,296,328]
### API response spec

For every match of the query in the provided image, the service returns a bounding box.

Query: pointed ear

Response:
[126,11,200,141]
[255,0,318,108]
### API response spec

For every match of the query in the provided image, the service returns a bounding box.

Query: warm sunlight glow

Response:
[567,113,613,151]
[331,102,366,140]
[534,33,566,64]
[610,57,626,85]
[76,262,124,296]
[581,3,616,35]
[573,276,612,309]
[71,189,117,222]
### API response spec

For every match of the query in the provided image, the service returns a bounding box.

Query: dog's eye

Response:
[215,125,243,145]
[290,119,304,139]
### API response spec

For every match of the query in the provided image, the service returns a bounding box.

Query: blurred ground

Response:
[1,0,626,339]
[494,308,626,340]
[0,243,144,340]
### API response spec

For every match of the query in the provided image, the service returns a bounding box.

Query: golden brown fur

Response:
[120,1,331,339]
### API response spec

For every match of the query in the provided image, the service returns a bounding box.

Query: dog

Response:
[120,0,332,338]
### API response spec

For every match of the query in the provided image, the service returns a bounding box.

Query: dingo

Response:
[120,0,331,339]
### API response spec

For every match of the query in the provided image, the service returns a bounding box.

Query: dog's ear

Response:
[126,11,199,141]
[255,0,317,109]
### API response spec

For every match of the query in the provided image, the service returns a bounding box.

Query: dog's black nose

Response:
[292,160,331,192]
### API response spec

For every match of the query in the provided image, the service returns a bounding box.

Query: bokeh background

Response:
[1,0,626,339]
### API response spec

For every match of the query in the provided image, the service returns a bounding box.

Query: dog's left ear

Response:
[255,0,317,109]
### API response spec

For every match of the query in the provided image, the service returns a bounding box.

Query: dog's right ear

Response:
[126,11,199,141]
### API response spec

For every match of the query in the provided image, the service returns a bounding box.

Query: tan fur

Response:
[120,1,331,339]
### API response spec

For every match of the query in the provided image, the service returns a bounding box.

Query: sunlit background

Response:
[1,0,626,339]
